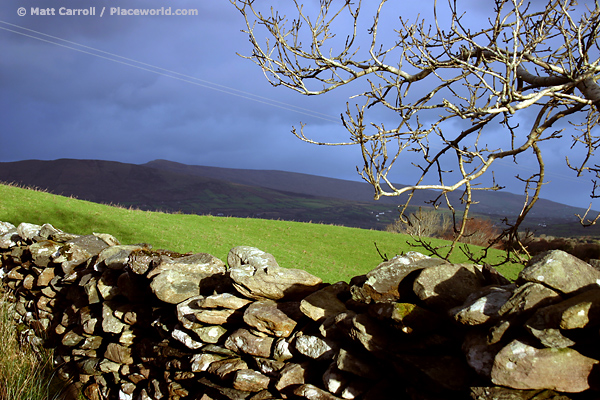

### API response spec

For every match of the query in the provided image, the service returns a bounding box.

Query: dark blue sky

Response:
[1,0,598,211]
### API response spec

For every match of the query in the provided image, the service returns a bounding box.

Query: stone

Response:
[294,335,336,360]
[0,221,16,235]
[191,353,229,373]
[293,384,344,400]
[450,285,515,326]
[172,327,204,349]
[149,253,227,304]
[353,252,449,303]
[207,358,249,380]
[28,240,62,267]
[462,331,504,378]
[129,248,159,275]
[413,263,488,312]
[199,293,253,310]
[22,274,35,290]
[339,380,370,399]
[191,325,229,344]
[97,270,122,300]
[360,381,397,400]
[96,245,142,270]
[322,363,348,396]
[247,390,280,400]
[202,344,239,358]
[177,295,203,327]
[491,339,598,392]
[272,337,295,361]
[243,300,298,337]
[481,263,512,286]
[6,267,25,280]
[119,329,136,346]
[274,363,309,392]
[225,328,274,357]
[232,369,271,392]
[195,308,240,325]
[55,235,109,274]
[102,302,127,334]
[518,250,600,294]
[37,296,55,313]
[93,232,120,246]
[300,282,349,322]
[79,274,100,304]
[335,348,379,380]
[251,357,286,376]
[229,246,323,300]
[104,343,133,364]
[42,223,79,242]
[526,327,576,349]
[62,330,85,347]
[498,282,563,318]
[348,313,391,353]
[81,335,103,350]
[17,222,42,241]
[225,329,274,358]
[197,377,252,400]
[0,230,20,249]
[72,349,98,359]
[98,359,122,374]
[84,383,104,400]
[36,266,56,286]
[178,294,246,326]
[228,245,279,270]
[525,287,600,331]
[470,386,573,400]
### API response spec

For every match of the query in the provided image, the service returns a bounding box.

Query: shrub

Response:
[442,217,501,248]
[386,208,451,238]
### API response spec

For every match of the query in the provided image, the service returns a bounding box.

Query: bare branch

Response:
[232,0,600,261]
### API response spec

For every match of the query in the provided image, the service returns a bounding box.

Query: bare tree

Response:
[231,0,600,262]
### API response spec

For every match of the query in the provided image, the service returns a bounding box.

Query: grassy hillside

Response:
[0,183,522,281]
[3,159,597,237]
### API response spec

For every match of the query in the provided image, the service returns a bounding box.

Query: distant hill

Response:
[142,159,594,225]
[0,158,597,235]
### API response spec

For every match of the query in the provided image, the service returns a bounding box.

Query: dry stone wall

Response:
[1,221,600,400]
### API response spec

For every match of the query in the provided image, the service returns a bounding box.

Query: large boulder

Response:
[491,339,598,393]
[518,250,600,294]
[450,285,515,326]
[300,282,350,322]
[243,300,298,338]
[149,253,227,304]
[228,246,323,300]
[54,235,111,275]
[351,252,449,303]
[413,263,488,312]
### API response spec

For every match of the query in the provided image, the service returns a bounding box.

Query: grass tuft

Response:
[0,290,73,400]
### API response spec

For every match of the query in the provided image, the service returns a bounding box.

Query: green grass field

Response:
[0,182,523,399]
[0,183,523,281]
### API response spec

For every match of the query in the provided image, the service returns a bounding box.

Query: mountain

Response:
[0,158,596,235]
[142,159,592,223]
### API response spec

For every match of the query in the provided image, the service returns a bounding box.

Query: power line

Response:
[0,20,342,124]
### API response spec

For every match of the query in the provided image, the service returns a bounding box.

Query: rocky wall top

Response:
[1,221,600,400]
